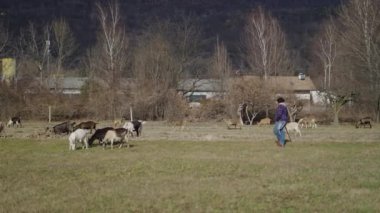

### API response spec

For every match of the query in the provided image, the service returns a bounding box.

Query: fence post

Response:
[48,106,51,123]
[130,107,133,121]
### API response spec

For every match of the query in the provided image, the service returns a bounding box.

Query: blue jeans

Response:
[273,121,286,146]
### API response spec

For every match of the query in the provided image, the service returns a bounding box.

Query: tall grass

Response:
[1,135,380,212]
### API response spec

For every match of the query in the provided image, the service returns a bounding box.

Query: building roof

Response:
[236,75,317,91]
[178,79,221,92]
[178,76,317,93]
[38,76,316,94]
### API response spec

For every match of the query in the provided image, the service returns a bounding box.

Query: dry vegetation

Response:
[1,121,380,212]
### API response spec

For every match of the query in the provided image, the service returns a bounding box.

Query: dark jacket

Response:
[274,103,288,122]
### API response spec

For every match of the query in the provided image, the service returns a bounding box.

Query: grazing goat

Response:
[7,116,22,128]
[223,119,241,129]
[74,121,97,133]
[48,121,76,135]
[356,117,372,128]
[113,119,123,128]
[102,128,129,149]
[285,122,302,136]
[298,116,317,128]
[88,127,114,145]
[68,129,91,150]
[258,118,271,126]
[123,120,145,137]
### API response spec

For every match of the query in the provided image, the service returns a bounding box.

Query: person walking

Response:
[273,97,288,147]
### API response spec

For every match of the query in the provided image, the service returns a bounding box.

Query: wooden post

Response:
[130,107,133,121]
[48,106,51,123]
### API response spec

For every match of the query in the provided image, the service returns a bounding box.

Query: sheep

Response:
[102,128,129,149]
[68,129,91,150]
[7,116,22,128]
[356,117,372,128]
[258,117,271,126]
[285,122,302,137]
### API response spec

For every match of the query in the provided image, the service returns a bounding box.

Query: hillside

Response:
[0,0,345,69]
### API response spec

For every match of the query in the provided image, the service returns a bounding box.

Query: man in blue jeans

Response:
[273,97,288,147]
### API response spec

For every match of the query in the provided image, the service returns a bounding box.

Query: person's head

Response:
[276,97,285,104]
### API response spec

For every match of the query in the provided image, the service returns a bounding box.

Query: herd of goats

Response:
[0,116,145,150]
[0,114,374,150]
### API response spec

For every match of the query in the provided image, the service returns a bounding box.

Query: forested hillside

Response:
[1,0,344,68]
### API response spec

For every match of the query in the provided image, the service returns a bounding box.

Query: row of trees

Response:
[314,0,380,122]
[0,0,379,123]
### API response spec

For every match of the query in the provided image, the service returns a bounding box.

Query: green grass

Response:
[1,137,380,212]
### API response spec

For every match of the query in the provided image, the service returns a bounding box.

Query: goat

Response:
[102,128,129,149]
[285,122,302,137]
[68,129,91,150]
[113,119,123,128]
[48,121,76,135]
[298,116,317,128]
[223,118,241,129]
[356,117,372,128]
[0,122,4,134]
[122,120,145,137]
[88,127,114,146]
[74,121,97,133]
[258,117,271,126]
[7,116,22,128]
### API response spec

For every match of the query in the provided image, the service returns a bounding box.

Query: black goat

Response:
[7,116,22,128]
[356,117,372,128]
[88,127,114,145]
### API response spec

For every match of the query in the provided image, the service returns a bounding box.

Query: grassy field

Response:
[1,121,380,212]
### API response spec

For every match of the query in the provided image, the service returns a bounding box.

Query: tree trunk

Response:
[377,94,380,123]
[333,112,339,125]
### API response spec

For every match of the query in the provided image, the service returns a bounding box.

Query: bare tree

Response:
[171,15,202,77]
[326,92,357,125]
[210,37,231,99]
[16,22,52,86]
[243,6,293,79]
[91,0,129,119]
[316,19,338,91]
[338,0,380,120]
[133,29,177,119]
[51,18,77,79]
[288,103,303,122]
[0,22,9,55]
[227,77,276,125]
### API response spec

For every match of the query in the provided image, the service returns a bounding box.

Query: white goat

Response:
[298,117,317,128]
[122,120,145,137]
[285,122,302,137]
[103,128,129,149]
[122,122,135,135]
[68,129,91,150]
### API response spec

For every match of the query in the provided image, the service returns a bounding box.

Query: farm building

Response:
[47,77,88,95]
[177,79,224,102]
[236,74,318,102]
[178,75,318,104]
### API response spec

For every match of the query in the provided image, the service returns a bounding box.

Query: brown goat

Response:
[74,121,98,133]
